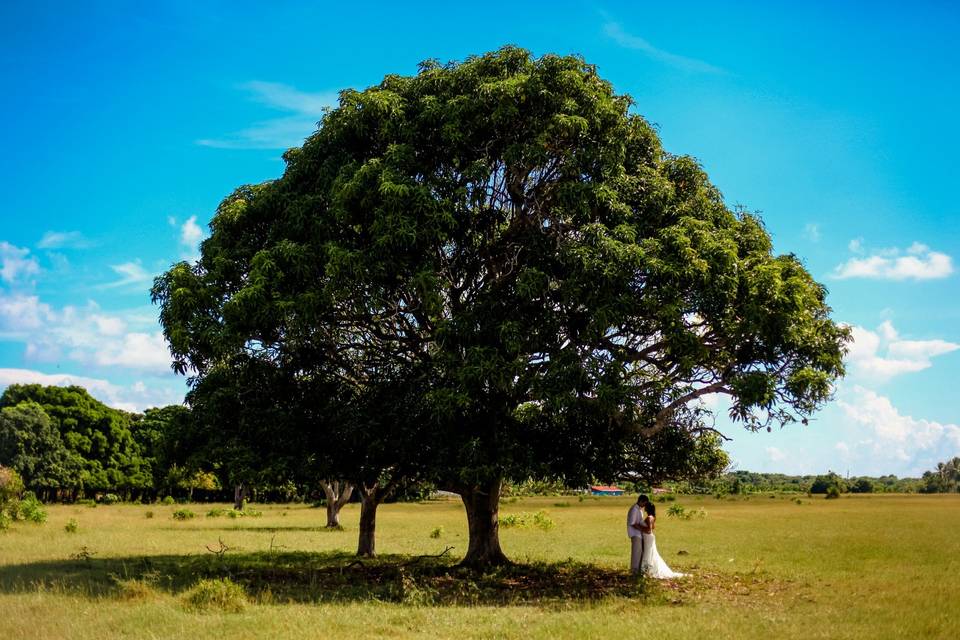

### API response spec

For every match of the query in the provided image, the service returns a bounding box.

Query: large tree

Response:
[0,401,80,500]
[153,47,848,568]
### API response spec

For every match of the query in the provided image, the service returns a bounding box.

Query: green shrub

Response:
[811,472,846,495]
[500,510,555,531]
[64,518,79,533]
[429,526,443,539]
[161,496,175,505]
[666,504,706,520]
[208,507,262,518]
[825,486,841,500]
[145,510,154,519]
[182,578,247,613]
[0,510,11,531]
[76,499,97,507]
[17,494,47,523]
[100,493,121,505]
[172,509,195,521]
[552,501,571,508]
[667,503,687,518]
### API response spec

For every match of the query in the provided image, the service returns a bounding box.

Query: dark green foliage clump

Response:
[810,472,845,495]
[0,386,146,497]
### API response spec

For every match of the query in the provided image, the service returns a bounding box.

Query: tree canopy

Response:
[153,47,849,567]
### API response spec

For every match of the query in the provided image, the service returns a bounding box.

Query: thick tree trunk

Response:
[233,484,245,510]
[321,479,354,528]
[459,478,510,569]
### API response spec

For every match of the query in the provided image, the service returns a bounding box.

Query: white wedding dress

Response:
[641,531,686,579]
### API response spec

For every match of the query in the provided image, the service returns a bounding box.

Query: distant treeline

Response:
[0,383,319,503]
[1,383,956,502]
[659,467,958,495]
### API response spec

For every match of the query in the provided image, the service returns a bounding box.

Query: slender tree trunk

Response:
[321,479,354,528]
[233,484,245,510]
[356,485,380,557]
[459,478,510,569]
[355,479,401,557]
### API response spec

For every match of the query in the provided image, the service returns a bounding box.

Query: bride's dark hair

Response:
[646,503,656,517]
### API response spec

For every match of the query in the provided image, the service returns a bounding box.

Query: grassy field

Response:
[0,493,957,639]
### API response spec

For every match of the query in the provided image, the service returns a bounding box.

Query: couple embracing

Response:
[627,494,685,578]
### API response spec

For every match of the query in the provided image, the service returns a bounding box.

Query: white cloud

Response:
[846,321,959,380]
[765,446,787,462]
[177,215,206,261]
[197,81,337,150]
[0,368,182,412]
[833,241,953,280]
[180,216,203,247]
[98,260,152,290]
[803,223,821,242]
[0,294,53,333]
[603,22,724,74]
[0,292,172,375]
[93,332,172,371]
[838,386,960,473]
[37,231,89,250]
[0,241,40,285]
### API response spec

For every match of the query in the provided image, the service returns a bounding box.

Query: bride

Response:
[640,503,686,579]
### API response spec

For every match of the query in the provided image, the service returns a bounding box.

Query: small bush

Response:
[0,511,10,531]
[145,510,154,519]
[500,510,555,531]
[0,467,25,503]
[161,496,175,505]
[100,493,121,505]
[172,509,196,521]
[825,486,841,500]
[182,578,247,613]
[15,493,47,523]
[667,503,687,518]
[552,501,571,508]
[114,577,159,601]
[666,504,706,520]
[429,526,443,539]
[208,508,262,519]
[76,499,97,508]
[389,570,438,606]
[64,519,79,533]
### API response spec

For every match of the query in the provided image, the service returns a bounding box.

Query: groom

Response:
[627,494,652,574]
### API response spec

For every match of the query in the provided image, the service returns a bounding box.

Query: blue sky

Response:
[1,1,958,477]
